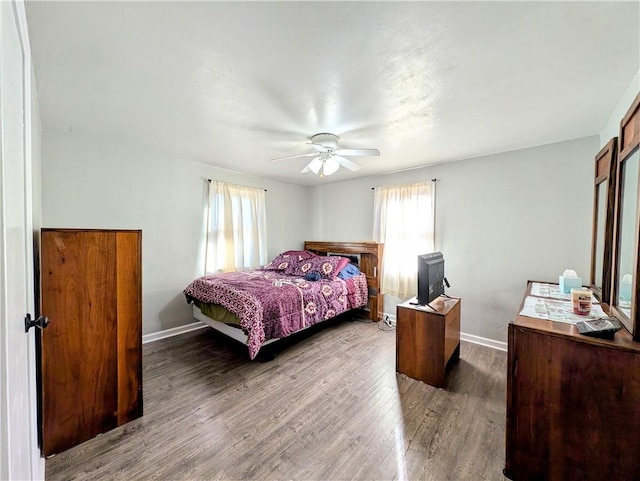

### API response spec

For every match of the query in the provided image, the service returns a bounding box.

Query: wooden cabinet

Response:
[505,282,640,481]
[304,241,384,321]
[40,228,142,456]
[396,297,461,388]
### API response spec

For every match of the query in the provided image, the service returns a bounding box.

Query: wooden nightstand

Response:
[396,297,461,388]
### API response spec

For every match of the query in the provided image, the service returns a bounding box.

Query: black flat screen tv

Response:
[417,252,445,305]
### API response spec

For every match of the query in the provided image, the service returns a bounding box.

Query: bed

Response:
[183,241,383,359]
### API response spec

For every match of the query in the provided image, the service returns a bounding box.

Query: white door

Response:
[0,1,43,479]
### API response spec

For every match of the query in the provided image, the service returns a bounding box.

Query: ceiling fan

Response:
[270,133,380,177]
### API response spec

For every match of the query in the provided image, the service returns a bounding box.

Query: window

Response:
[204,181,267,273]
[373,181,434,298]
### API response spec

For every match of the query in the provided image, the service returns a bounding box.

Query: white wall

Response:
[42,132,312,334]
[42,131,598,343]
[600,71,639,146]
[311,136,598,342]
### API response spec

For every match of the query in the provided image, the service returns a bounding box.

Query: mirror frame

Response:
[611,92,640,338]
[590,138,618,303]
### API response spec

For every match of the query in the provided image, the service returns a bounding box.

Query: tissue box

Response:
[559,275,582,294]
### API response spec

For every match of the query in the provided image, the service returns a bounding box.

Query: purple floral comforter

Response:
[184,270,368,359]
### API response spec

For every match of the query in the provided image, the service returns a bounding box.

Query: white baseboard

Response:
[459,333,507,352]
[384,312,507,352]
[144,316,508,353]
[142,321,207,344]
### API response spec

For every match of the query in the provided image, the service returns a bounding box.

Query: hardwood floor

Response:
[46,316,508,481]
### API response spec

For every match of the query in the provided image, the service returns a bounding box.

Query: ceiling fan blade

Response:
[301,157,322,174]
[270,152,316,162]
[333,156,362,172]
[334,148,380,157]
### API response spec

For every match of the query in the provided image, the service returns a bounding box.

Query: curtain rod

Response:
[432,178,437,250]
[371,179,438,189]
[207,179,267,192]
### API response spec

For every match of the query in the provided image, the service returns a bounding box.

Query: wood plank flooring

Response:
[46,316,508,481]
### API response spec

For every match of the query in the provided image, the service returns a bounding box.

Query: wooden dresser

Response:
[40,228,143,455]
[304,241,384,321]
[505,282,640,481]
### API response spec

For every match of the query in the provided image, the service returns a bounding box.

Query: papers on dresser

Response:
[530,282,598,303]
[520,296,607,324]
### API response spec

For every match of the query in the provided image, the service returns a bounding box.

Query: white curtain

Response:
[373,181,434,298]
[205,181,267,274]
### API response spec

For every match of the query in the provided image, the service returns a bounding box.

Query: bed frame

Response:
[193,304,279,347]
[193,241,384,355]
[304,241,384,321]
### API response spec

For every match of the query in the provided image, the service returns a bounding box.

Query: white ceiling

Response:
[26,1,639,186]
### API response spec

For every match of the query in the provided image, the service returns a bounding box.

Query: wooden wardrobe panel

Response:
[116,231,143,424]
[40,229,142,456]
[41,231,119,455]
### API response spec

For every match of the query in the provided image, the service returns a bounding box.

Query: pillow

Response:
[285,255,350,279]
[337,263,362,280]
[333,256,350,275]
[262,250,316,271]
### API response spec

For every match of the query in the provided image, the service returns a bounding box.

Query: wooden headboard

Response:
[304,241,384,321]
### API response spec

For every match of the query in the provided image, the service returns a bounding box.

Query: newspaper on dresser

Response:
[519,296,607,324]
[530,282,599,303]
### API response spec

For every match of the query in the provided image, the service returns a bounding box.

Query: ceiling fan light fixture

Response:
[321,157,340,176]
[308,157,323,174]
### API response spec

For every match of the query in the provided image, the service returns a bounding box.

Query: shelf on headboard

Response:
[304,241,384,321]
